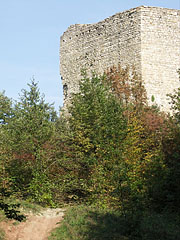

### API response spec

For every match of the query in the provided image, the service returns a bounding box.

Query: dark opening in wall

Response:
[63,84,68,98]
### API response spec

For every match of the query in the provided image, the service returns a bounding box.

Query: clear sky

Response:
[0,0,179,112]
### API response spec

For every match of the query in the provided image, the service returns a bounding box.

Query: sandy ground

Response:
[0,208,65,240]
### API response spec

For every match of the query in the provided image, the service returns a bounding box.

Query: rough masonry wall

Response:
[60,7,142,107]
[60,6,180,112]
[141,7,180,112]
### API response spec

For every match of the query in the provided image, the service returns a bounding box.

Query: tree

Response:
[5,79,57,205]
[0,92,13,191]
[0,91,13,125]
[9,79,57,152]
[59,72,127,206]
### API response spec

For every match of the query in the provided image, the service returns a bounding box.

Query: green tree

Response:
[59,73,127,206]
[0,92,13,190]
[0,91,13,125]
[6,80,57,205]
[157,81,180,211]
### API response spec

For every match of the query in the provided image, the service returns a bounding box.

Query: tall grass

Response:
[49,205,180,240]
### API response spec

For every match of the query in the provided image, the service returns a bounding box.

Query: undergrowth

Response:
[0,228,4,240]
[49,205,180,240]
[5,198,42,214]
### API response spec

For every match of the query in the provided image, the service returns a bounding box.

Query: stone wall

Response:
[141,7,180,112]
[60,6,180,112]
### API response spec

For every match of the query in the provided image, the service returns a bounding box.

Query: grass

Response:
[49,205,129,240]
[0,228,5,240]
[49,205,180,240]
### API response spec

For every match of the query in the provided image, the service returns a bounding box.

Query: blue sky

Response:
[0,0,179,112]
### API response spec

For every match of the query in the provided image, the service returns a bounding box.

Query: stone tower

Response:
[60,6,180,112]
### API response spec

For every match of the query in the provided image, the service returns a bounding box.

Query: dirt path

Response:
[0,208,65,240]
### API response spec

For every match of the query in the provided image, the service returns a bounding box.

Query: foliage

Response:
[0,201,25,222]
[153,86,180,211]
[0,91,13,125]
[8,79,57,153]
[49,205,180,240]
[168,85,180,122]
[139,211,180,240]
[0,188,26,221]
[58,72,127,206]
[49,205,132,240]
[0,80,58,206]
[58,67,173,213]
[1,65,180,229]
[114,111,164,212]
[0,93,13,201]
[105,65,147,111]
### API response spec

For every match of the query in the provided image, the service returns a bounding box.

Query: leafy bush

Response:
[0,188,26,221]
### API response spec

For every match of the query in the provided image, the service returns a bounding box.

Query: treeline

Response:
[0,66,180,217]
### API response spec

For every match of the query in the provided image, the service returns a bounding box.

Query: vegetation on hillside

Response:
[1,66,180,239]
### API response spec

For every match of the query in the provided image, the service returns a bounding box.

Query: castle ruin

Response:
[60,6,180,112]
